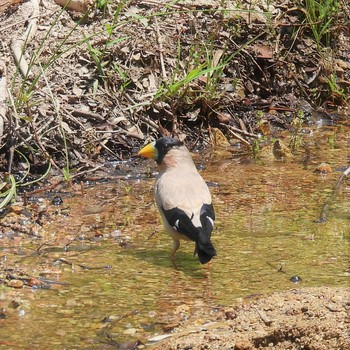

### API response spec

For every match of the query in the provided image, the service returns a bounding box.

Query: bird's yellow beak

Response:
[138,141,157,160]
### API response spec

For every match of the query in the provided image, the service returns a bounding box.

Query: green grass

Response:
[302,0,341,49]
[0,174,17,209]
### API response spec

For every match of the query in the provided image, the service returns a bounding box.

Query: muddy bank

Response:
[0,0,349,176]
[148,286,350,350]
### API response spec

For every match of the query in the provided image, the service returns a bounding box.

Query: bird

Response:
[138,137,217,264]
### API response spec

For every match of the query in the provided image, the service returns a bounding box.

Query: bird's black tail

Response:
[195,230,217,264]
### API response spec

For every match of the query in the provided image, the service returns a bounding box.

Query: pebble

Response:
[234,339,253,350]
[123,328,137,335]
[52,196,63,205]
[7,280,24,288]
[9,299,22,308]
[290,275,302,283]
[314,163,332,174]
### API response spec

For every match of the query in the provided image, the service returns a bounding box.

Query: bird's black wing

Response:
[161,203,215,241]
[161,207,199,241]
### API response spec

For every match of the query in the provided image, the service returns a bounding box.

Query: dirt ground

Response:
[147,287,350,350]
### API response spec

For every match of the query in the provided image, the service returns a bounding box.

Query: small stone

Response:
[11,205,23,215]
[52,196,63,205]
[290,275,302,283]
[18,309,26,317]
[301,306,308,313]
[110,230,122,239]
[27,277,48,288]
[9,300,21,308]
[225,309,238,320]
[102,315,121,322]
[0,309,7,319]
[314,163,332,174]
[123,328,137,335]
[7,279,24,288]
[234,339,253,350]
[174,304,190,314]
[148,311,156,317]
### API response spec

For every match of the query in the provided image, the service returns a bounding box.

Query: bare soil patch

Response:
[148,287,350,350]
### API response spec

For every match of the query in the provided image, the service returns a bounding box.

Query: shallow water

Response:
[0,126,349,349]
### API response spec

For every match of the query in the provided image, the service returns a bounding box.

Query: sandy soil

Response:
[147,287,349,350]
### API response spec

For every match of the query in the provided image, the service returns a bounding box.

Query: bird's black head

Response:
[155,137,183,164]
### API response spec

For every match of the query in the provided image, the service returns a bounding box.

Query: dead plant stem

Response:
[316,166,350,222]
[154,16,167,80]
[219,123,253,146]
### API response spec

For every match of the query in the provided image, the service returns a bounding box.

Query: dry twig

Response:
[0,60,7,143]
[10,0,39,77]
[219,123,252,146]
[255,307,273,326]
[154,16,167,80]
[316,166,350,222]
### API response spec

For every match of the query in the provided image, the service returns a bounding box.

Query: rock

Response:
[314,163,332,174]
[234,339,253,350]
[273,140,293,160]
[8,299,22,308]
[7,280,24,288]
[123,328,137,335]
[211,128,231,148]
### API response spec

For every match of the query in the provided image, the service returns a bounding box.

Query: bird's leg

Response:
[170,239,180,259]
[205,260,212,274]
[170,239,180,269]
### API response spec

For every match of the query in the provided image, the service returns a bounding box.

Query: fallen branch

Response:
[53,0,92,13]
[0,60,7,143]
[255,307,273,326]
[315,166,350,223]
[154,15,167,80]
[147,321,227,345]
[0,0,23,14]
[10,0,39,77]
[219,123,252,146]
